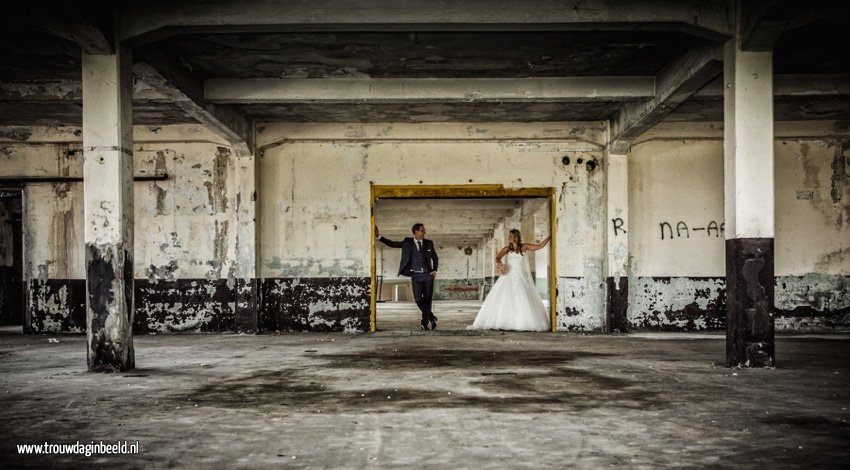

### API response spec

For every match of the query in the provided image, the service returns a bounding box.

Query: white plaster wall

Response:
[629,139,725,277]
[134,143,239,282]
[630,127,849,278]
[775,139,850,275]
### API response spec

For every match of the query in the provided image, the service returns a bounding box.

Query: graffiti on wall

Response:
[612,218,626,236]
[660,221,724,240]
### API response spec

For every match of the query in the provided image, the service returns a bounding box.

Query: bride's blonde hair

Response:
[507,229,523,255]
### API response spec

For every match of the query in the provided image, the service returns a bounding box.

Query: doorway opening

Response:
[370,185,556,333]
[0,188,24,333]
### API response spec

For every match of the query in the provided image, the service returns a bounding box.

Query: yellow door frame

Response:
[370,184,557,332]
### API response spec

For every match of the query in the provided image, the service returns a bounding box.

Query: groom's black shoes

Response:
[420,320,429,330]
[429,315,437,330]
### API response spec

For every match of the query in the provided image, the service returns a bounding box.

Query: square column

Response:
[82,46,135,371]
[724,26,775,367]
[234,151,258,332]
[605,151,630,333]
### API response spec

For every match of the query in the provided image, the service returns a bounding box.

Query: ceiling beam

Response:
[609,43,723,154]
[380,232,495,240]
[695,74,850,97]
[377,220,504,227]
[739,0,841,51]
[118,0,733,44]
[26,8,113,55]
[205,77,655,103]
[133,49,254,155]
[0,80,167,101]
[377,199,521,208]
[375,209,518,218]
[5,75,845,103]
[379,227,501,235]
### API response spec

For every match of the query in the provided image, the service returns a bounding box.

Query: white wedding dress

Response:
[469,252,550,331]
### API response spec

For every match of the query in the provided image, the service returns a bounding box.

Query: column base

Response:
[726,238,775,367]
[606,277,629,333]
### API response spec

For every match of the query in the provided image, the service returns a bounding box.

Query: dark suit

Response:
[378,236,439,327]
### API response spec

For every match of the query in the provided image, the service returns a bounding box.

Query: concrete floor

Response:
[376,299,549,331]
[1,302,849,468]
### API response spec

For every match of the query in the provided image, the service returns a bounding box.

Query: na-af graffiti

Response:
[659,220,724,240]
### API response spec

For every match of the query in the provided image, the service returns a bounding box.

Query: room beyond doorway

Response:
[370,185,556,333]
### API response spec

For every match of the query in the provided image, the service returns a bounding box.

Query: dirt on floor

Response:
[0,329,848,468]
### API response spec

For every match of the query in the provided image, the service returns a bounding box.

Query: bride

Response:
[469,229,551,331]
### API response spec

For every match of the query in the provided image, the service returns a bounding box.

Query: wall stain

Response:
[0,128,32,142]
[201,147,231,214]
[829,139,850,226]
[150,184,168,216]
[154,151,167,176]
[145,260,178,283]
[264,256,365,277]
[816,246,850,273]
[49,183,75,277]
[798,140,850,229]
[776,273,850,332]
[213,220,229,264]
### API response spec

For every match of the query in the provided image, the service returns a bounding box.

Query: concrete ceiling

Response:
[0,1,848,132]
[376,198,540,246]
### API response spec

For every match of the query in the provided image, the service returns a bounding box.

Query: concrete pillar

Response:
[723,22,775,367]
[479,237,486,279]
[82,46,135,371]
[234,151,258,332]
[605,151,630,333]
[520,207,536,272]
[489,237,496,279]
[532,211,549,297]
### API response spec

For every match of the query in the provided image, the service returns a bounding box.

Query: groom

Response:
[376,223,439,330]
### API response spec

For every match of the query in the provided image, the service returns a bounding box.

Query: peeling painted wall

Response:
[630,277,726,330]
[258,122,607,331]
[630,123,850,331]
[260,277,370,332]
[2,125,243,333]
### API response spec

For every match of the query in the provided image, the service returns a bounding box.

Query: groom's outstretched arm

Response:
[378,236,404,248]
[375,225,404,248]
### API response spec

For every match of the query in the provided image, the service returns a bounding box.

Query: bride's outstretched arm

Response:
[523,235,551,252]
